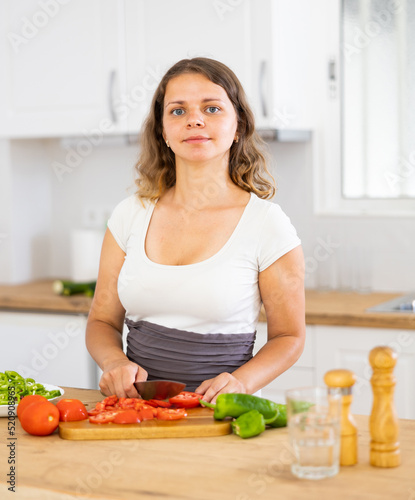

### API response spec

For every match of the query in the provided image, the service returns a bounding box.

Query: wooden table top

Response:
[1,280,414,329]
[0,279,92,315]
[302,289,415,330]
[1,387,414,499]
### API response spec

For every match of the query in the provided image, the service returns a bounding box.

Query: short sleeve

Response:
[257,203,301,272]
[107,196,137,252]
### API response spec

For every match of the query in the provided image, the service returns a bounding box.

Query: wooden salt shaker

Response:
[369,346,400,467]
[324,369,358,466]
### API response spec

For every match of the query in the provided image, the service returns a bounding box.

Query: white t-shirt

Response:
[107,191,301,335]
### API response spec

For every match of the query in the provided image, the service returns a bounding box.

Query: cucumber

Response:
[53,280,96,297]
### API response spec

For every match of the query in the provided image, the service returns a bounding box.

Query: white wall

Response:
[1,136,414,293]
[0,139,51,283]
[45,138,138,278]
[268,140,415,293]
[0,140,12,282]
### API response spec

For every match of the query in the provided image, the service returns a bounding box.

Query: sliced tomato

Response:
[156,408,187,421]
[146,399,172,408]
[132,400,145,408]
[88,408,124,417]
[123,398,138,405]
[89,411,119,424]
[101,395,118,406]
[133,398,150,406]
[94,402,107,412]
[113,409,141,424]
[117,398,138,409]
[138,406,156,421]
[144,400,158,408]
[114,397,126,408]
[87,408,101,416]
[56,399,88,422]
[169,391,202,409]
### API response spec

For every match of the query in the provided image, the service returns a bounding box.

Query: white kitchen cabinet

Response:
[314,325,415,420]
[0,0,126,138]
[251,0,314,132]
[123,0,255,135]
[0,0,312,139]
[254,323,316,403]
[256,322,415,420]
[123,0,313,136]
[0,312,98,389]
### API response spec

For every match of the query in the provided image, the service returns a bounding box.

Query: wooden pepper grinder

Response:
[324,369,358,466]
[369,346,400,467]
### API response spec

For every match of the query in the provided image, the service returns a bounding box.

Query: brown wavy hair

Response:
[134,57,276,202]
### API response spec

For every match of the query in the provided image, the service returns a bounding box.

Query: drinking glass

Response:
[285,386,342,480]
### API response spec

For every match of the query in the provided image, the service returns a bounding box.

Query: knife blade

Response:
[134,380,186,400]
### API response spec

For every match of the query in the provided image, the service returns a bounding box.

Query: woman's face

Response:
[162,73,238,165]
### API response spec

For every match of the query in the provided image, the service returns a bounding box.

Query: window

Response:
[314,0,415,215]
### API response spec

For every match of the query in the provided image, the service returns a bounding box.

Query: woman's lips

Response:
[183,136,210,144]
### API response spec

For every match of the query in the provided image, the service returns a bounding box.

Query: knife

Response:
[134,380,186,400]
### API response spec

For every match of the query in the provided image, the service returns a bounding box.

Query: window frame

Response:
[313,0,415,217]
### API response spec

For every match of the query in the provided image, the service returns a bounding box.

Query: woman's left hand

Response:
[194,372,247,403]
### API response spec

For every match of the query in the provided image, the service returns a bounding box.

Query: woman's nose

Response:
[186,111,205,127]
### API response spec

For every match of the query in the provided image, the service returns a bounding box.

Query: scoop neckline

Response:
[141,192,255,269]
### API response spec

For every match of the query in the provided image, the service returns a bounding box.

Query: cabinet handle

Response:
[328,58,337,100]
[108,70,118,123]
[259,60,268,118]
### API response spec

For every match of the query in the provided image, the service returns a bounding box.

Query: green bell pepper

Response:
[231,409,279,438]
[0,371,62,405]
[201,394,314,428]
[201,393,285,423]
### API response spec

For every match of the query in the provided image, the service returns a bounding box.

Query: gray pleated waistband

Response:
[125,319,256,392]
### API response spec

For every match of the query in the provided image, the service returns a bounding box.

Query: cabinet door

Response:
[267,0,314,131]
[250,0,314,131]
[124,0,313,135]
[0,312,98,389]
[254,324,316,403]
[124,0,257,135]
[0,0,126,138]
[315,326,415,419]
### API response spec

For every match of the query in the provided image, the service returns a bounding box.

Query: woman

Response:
[86,57,305,403]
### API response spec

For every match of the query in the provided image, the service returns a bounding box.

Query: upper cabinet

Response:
[0,0,312,139]
[260,0,314,135]
[124,0,258,135]
[124,0,313,138]
[0,0,126,138]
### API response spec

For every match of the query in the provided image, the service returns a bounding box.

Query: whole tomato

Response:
[19,400,59,436]
[17,395,48,419]
[56,399,88,422]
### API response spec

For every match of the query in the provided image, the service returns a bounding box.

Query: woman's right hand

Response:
[99,359,148,398]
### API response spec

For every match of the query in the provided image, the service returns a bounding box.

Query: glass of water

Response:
[285,386,342,480]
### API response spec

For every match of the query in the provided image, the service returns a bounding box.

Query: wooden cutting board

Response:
[59,407,232,440]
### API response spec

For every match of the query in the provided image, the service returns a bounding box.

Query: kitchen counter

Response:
[0,280,414,329]
[300,289,415,330]
[0,280,92,315]
[1,387,414,499]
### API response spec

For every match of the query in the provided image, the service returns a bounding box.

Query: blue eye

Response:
[206,106,220,114]
[172,108,185,116]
